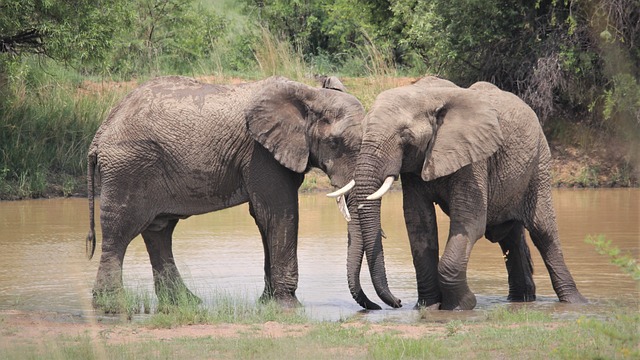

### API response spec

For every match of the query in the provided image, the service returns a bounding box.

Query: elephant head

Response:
[350,80,504,308]
[244,76,363,192]
[244,77,392,308]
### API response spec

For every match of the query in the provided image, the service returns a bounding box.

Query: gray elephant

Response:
[347,76,587,310]
[85,75,364,308]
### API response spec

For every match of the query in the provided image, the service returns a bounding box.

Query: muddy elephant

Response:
[86,75,365,308]
[348,76,587,310]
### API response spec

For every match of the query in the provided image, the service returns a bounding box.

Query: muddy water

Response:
[0,189,637,322]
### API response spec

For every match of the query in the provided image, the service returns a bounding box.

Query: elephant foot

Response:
[157,287,202,310]
[414,302,440,311]
[259,292,301,308]
[507,293,536,302]
[559,291,588,304]
[440,290,477,310]
[92,287,129,314]
[414,297,442,310]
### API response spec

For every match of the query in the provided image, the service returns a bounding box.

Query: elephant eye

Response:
[400,128,414,143]
[327,137,341,150]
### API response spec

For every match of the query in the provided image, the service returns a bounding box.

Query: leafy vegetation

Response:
[1,0,638,199]
[586,234,640,281]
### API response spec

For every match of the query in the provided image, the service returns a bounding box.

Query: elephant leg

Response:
[486,222,536,302]
[401,173,441,309]
[246,145,304,307]
[93,200,148,310]
[526,186,587,303]
[438,179,487,310]
[141,217,200,306]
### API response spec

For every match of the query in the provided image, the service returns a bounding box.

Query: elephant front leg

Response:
[141,217,200,309]
[438,183,487,310]
[401,174,441,309]
[246,149,304,308]
[438,231,479,310]
[250,199,301,308]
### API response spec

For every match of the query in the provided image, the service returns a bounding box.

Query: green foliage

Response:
[0,0,132,67]
[107,0,228,77]
[0,59,121,199]
[586,234,640,281]
[1,0,639,198]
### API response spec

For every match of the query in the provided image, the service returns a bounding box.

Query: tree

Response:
[0,0,131,67]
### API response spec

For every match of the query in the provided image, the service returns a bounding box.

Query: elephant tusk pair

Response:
[326,177,394,221]
[366,176,395,200]
[326,177,395,200]
[326,179,355,198]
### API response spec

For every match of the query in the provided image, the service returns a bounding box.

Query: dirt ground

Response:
[0,310,446,347]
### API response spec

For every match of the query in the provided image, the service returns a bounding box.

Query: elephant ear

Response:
[421,93,503,181]
[321,76,347,92]
[246,80,316,173]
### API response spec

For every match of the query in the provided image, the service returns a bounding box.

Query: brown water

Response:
[0,189,638,322]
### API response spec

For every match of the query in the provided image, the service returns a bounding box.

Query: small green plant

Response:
[575,165,600,187]
[485,306,551,324]
[92,288,151,320]
[586,234,640,281]
[61,174,77,197]
[445,320,464,337]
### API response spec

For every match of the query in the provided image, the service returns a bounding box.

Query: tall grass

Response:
[252,26,310,81]
[0,63,124,198]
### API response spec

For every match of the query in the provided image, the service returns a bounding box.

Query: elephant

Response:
[347,76,587,310]
[85,75,365,308]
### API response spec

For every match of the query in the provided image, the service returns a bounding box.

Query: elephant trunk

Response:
[346,195,382,310]
[353,151,402,308]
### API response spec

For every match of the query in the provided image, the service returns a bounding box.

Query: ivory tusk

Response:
[336,195,351,222]
[366,176,395,200]
[326,179,355,198]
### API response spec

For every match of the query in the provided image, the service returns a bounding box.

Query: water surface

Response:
[0,189,637,322]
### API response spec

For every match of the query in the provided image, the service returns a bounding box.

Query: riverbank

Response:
[1,303,637,359]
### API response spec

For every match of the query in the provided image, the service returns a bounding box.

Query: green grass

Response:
[1,305,637,359]
[0,61,125,199]
[92,284,310,327]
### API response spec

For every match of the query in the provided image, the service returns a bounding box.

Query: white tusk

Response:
[336,195,351,222]
[366,176,395,200]
[326,179,355,198]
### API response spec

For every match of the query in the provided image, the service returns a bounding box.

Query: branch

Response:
[0,28,44,55]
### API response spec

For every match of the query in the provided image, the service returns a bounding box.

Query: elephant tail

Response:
[86,150,97,260]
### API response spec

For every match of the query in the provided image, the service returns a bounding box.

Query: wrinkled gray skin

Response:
[351,76,587,310]
[86,75,366,308]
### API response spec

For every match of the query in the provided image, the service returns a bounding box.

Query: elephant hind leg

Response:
[525,189,587,304]
[93,204,150,311]
[486,222,536,302]
[141,216,200,307]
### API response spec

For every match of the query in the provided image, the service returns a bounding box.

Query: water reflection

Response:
[0,189,637,322]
